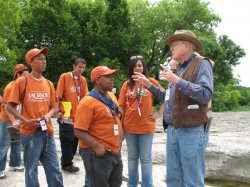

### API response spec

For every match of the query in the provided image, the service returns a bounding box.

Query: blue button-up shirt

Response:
[148,54,213,124]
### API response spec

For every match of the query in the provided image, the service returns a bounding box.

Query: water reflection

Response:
[206,179,250,187]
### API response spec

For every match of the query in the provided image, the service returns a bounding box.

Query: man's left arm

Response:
[177,59,213,104]
[45,82,57,121]
[82,77,89,96]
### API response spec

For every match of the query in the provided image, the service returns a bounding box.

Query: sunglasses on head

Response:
[130,55,143,61]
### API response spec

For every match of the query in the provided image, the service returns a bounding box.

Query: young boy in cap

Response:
[6,48,64,186]
[74,66,123,187]
[0,64,28,179]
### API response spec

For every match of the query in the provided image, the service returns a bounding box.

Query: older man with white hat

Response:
[132,30,214,187]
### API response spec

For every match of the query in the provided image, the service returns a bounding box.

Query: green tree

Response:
[69,0,131,89]
[238,88,250,106]
[127,0,221,78]
[17,0,83,83]
[0,0,248,112]
[212,35,246,85]
[0,0,22,93]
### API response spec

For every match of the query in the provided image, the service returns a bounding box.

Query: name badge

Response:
[138,107,141,116]
[114,123,119,136]
[165,89,170,101]
[40,119,47,131]
[77,96,81,102]
[187,104,199,109]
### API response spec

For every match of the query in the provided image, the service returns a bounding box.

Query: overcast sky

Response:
[150,0,250,87]
[204,0,250,87]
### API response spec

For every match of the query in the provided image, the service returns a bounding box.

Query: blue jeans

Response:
[81,148,123,187]
[0,120,22,171]
[125,133,154,187]
[21,130,64,187]
[79,148,90,187]
[166,124,209,187]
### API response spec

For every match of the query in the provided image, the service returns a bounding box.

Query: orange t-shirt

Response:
[7,74,56,135]
[74,92,122,154]
[118,78,163,134]
[56,72,89,121]
[0,81,15,123]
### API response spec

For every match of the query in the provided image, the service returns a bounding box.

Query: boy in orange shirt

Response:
[56,58,89,173]
[0,64,28,179]
[74,66,123,186]
[6,48,64,186]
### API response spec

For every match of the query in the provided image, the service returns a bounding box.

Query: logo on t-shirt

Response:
[70,85,80,93]
[28,91,49,102]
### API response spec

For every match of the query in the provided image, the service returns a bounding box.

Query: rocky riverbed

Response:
[205,112,250,183]
[0,112,249,186]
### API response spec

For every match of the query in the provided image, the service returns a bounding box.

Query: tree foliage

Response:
[0,0,249,111]
[0,0,22,92]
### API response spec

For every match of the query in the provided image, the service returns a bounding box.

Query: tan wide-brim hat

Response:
[164,30,204,52]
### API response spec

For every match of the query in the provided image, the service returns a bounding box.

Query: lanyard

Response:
[95,91,118,124]
[135,83,143,98]
[71,71,81,97]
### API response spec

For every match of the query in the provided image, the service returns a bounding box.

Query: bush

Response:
[238,88,250,106]
[225,90,241,110]
[212,84,250,112]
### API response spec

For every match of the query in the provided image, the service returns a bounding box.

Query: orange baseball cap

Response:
[90,66,118,83]
[25,47,49,66]
[14,64,28,76]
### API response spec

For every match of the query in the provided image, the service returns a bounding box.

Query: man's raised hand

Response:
[159,64,180,84]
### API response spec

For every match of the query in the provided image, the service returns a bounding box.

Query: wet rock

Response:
[205,112,250,183]
[154,112,250,183]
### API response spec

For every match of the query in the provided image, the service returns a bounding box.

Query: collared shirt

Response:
[149,54,213,124]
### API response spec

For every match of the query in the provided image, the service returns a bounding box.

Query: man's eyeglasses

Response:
[170,41,186,49]
[130,55,143,61]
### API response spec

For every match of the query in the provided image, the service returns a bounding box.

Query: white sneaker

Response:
[9,166,24,172]
[0,171,6,179]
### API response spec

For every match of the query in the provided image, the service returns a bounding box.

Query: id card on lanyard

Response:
[77,96,81,103]
[72,72,81,103]
[97,91,119,136]
[114,123,119,136]
[165,89,170,101]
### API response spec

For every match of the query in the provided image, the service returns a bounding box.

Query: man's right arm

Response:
[6,102,40,128]
[74,129,108,156]
[132,72,166,102]
[55,74,64,118]
[5,105,19,129]
[6,102,26,123]
[55,98,64,118]
[148,84,166,103]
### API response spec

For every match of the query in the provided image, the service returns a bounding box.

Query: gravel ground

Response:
[2,112,249,187]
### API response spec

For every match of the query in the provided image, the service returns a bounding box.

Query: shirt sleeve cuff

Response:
[176,78,190,92]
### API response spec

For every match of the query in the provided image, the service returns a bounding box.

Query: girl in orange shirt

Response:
[118,55,164,187]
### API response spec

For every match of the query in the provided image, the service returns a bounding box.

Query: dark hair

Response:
[128,55,148,91]
[74,58,86,65]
